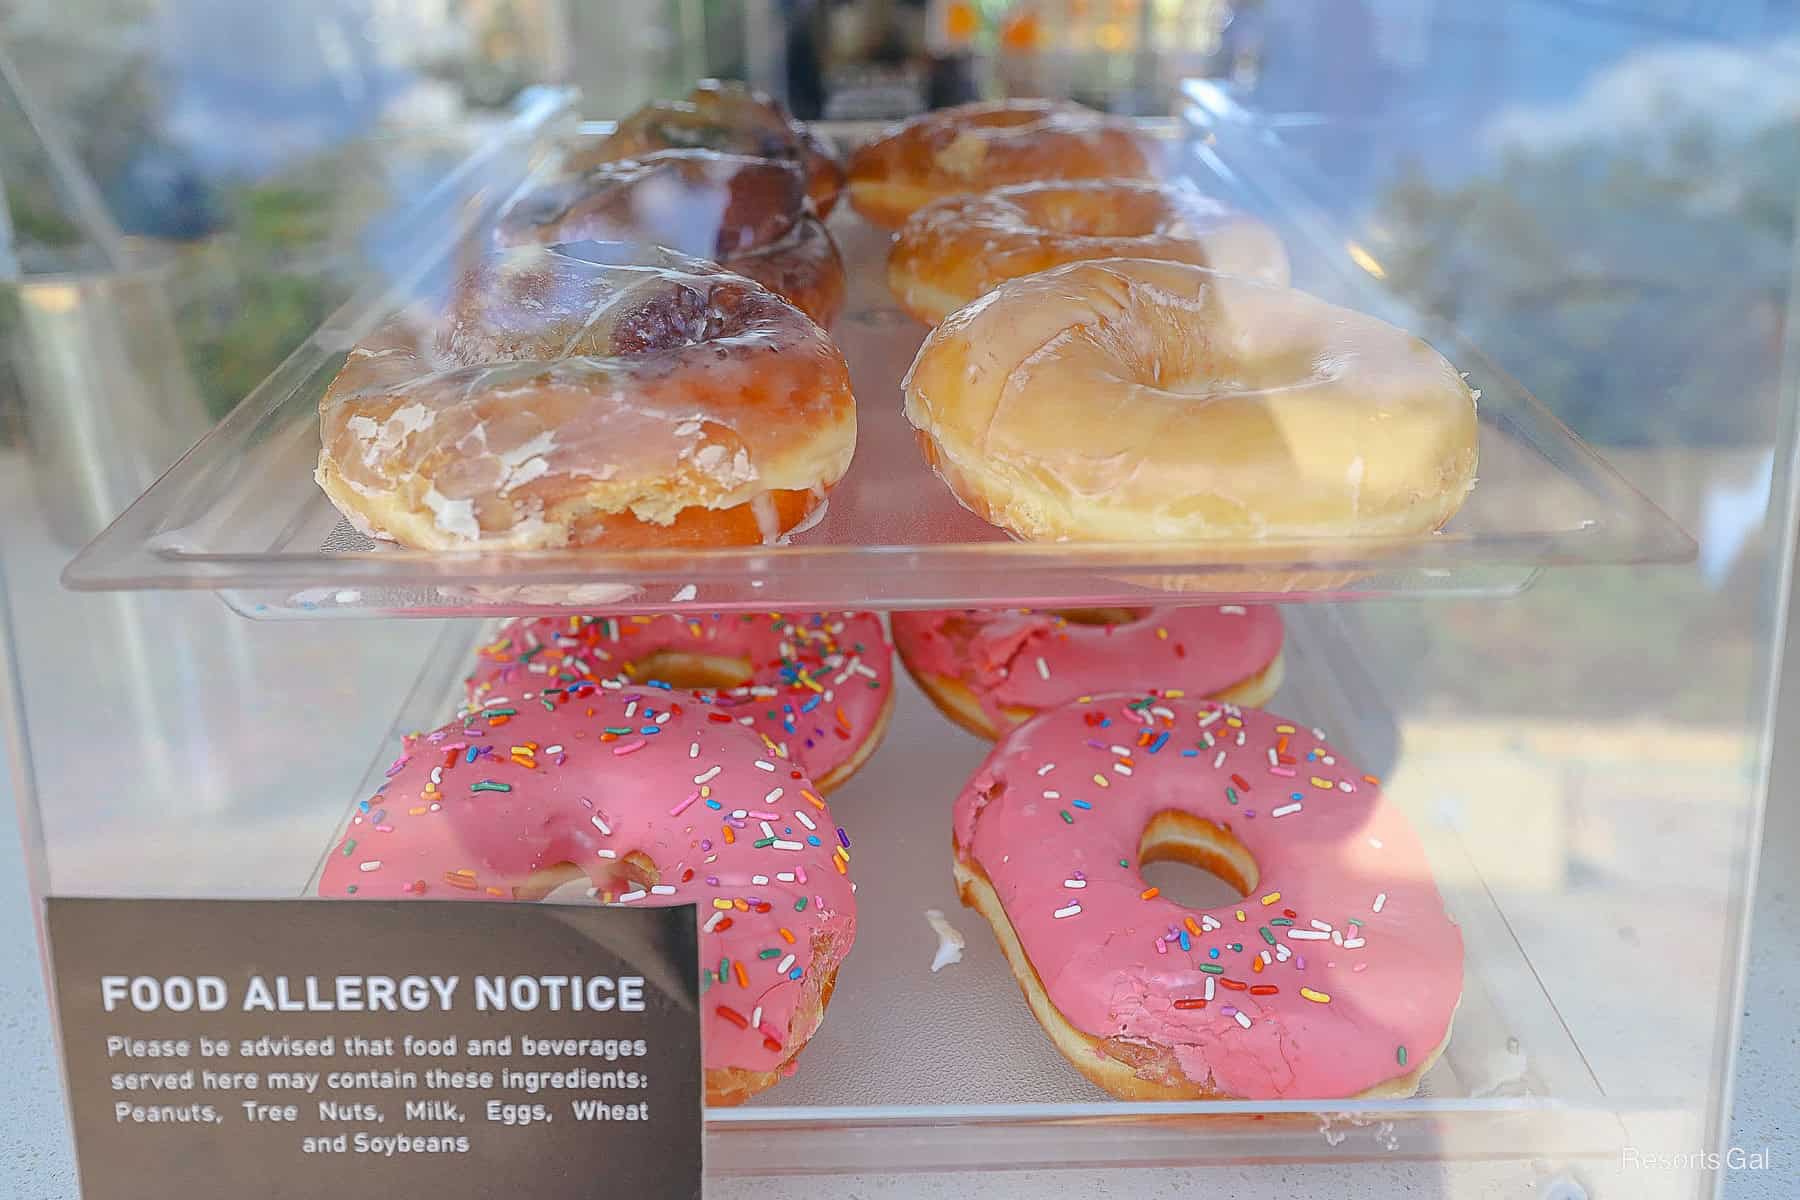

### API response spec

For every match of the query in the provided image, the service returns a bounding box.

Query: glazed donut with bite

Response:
[892,605,1283,739]
[953,693,1462,1099]
[317,242,855,551]
[467,612,895,793]
[903,258,1478,545]
[497,149,846,327]
[888,179,1288,325]
[320,689,856,1105]
[847,100,1153,228]
[574,79,844,217]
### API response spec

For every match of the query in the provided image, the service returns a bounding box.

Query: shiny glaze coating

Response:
[497,149,845,326]
[317,242,855,550]
[848,100,1153,228]
[573,80,844,217]
[904,257,1478,544]
[889,179,1288,324]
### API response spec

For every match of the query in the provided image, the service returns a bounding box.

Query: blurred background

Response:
[0,0,1792,428]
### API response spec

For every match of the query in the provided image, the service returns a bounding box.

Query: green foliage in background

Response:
[1361,104,1793,720]
[1374,119,1797,449]
[168,143,425,420]
[171,181,344,420]
[4,185,85,250]
[1359,558,1762,722]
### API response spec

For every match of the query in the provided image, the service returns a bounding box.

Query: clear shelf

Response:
[301,608,1665,1172]
[62,118,1694,619]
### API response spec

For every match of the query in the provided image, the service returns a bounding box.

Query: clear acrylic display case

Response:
[3,6,1795,1198]
[62,107,1692,616]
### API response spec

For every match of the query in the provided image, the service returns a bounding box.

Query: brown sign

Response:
[46,898,701,1200]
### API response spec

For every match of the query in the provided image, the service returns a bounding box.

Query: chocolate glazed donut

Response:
[572,79,845,218]
[497,149,846,327]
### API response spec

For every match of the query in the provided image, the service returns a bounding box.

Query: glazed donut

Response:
[319,688,856,1106]
[892,606,1283,740]
[846,100,1153,228]
[953,693,1462,1100]
[574,79,844,217]
[888,179,1289,325]
[466,612,895,793]
[317,242,856,551]
[904,258,1479,544]
[497,149,846,327]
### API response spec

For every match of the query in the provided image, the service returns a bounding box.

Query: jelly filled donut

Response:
[892,606,1283,740]
[496,150,846,327]
[847,100,1154,228]
[889,179,1289,325]
[466,612,895,793]
[953,694,1461,1100]
[317,242,856,551]
[904,258,1479,545]
[574,79,844,217]
[320,689,857,1106]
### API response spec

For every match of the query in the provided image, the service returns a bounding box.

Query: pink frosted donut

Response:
[892,606,1283,740]
[319,691,857,1106]
[465,612,895,793]
[952,693,1461,1100]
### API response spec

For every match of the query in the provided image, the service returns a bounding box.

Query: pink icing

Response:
[319,689,856,1076]
[952,694,1461,1099]
[891,607,1282,726]
[465,613,892,786]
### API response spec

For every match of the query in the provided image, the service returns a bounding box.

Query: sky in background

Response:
[153,0,437,178]
[129,0,1800,182]
[1235,0,1798,199]
[7,0,1797,251]
[0,0,1785,244]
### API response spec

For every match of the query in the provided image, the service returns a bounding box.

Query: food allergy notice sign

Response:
[46,898,701,1200]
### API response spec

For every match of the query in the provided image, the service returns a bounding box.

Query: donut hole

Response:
[1052,607,1151,628]
[516,850,660,903]
[609,281,717,353]
[1139,858,1245,911]
[624,650,755,691]
[1136,809,1259,908]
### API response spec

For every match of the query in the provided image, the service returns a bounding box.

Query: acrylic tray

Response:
[64,109,1694,619]
[297,607,1664,1173]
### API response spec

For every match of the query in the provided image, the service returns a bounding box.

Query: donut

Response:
[887,179,1289,325]
[892,606,1283,739]
[952,692,1462,1099]
[318,687,857,1106]
[903,258,1479,544]
[846,100,1153,229]
[574,79,844,217]
[496,149,846,327]
[466,612,895,793]
[316,242,856,551]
